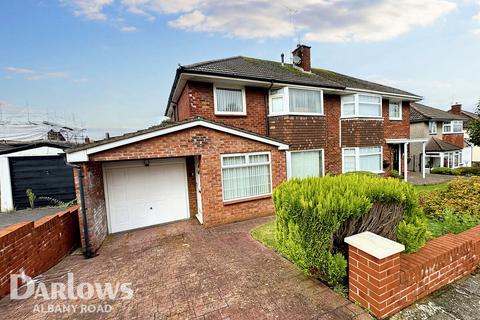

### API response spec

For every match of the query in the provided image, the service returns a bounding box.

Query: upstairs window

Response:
[429,121,437,134]
[389,101,402,120]
[269,87,323,115]
[214,86,246,115]
[443,121,463,134]
[341,94,382,118]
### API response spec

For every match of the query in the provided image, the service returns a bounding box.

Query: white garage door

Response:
[104,158,190,233]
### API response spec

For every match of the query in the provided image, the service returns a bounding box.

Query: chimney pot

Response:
[450,103,462,115]
[105,132,110,139]
[281,53,285,65]
[292,44,311,72]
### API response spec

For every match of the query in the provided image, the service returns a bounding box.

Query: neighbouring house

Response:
[449,103,480,167]
[410,103,470,171]
[0,141,76,211]
[66,45,426,253]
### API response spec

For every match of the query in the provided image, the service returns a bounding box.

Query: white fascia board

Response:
[345,87,422,101]
[386,138,428,144]
[66,120,289,162]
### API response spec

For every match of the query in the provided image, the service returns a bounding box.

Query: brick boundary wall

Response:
[0,206,80,298]
[346,225,480,319]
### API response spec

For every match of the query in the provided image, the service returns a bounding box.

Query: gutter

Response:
[64,161,92,259]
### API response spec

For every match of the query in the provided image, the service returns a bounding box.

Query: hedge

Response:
[431,167,480,176]
[431,167,454,175]
[274,174,426,288]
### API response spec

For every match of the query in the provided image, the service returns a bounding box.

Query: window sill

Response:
[442,132,463,135]
[223,194,272,205]
[268,113,325,117]
[389,118,403,121]
[341,117,383,120]
[214,112,247,117]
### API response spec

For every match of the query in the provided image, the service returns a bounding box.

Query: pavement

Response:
[392,270,480,320]
[407,172,455,186]
[0,207,63,230]
[0,216,368,320]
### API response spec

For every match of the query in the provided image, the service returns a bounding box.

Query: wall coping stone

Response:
[345,231,405,259]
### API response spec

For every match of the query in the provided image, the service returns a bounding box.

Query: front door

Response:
[194,156,203,224]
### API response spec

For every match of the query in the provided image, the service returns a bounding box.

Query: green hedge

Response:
[431,167,454,175]
[431,167,480,176]
[274,174,426,288]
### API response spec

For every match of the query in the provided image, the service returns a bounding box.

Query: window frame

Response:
[341,93,383,119]
[428,121,437,134]
[286,149,325,179]
[442,120,463,134]
[268,86,324,116]
[213,84,247,116]
[220,151,273,202]
[388,101,402,120]
[341,146,384,174]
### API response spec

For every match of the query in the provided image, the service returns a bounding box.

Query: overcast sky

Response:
[1,0,479,138]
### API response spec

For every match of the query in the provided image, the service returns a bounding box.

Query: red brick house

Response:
[66,45,423,253]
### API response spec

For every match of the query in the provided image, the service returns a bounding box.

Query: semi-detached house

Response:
[66,45,424,253]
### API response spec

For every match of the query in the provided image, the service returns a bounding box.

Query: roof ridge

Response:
[182,56,243,69]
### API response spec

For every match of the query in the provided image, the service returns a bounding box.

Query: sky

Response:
[0,0,479,138]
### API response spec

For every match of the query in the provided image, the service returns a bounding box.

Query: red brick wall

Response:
[442,133,464,148]
[341,119,384,147]
[384,101,410,139]
[79,127,286,247]
[325,94,342,174]
[0,207,79,298]
[348,225,480,319]
[177,81,268,135]
[268,116,326,150]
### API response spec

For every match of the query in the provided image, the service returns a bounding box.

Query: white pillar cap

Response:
[345,231,405,260]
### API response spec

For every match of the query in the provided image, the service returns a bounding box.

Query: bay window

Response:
[288,150,324,179]
[214,86,246,115]
[389,101,402,120]
[269,87,323,115]
[221,152,271,201]
[341,94,382,118]
[342,146,383,173]
[443,121,463,134]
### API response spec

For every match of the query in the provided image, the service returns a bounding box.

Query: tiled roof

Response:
[181,56,420,97]
[425,137,462,152]
[410,103,468,123]
[66,117,287,153]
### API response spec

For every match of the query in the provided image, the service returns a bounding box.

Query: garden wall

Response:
[346,225,480,319]
[0,206,80,298]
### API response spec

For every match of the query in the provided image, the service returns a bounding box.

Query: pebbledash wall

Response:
[346,225,480,319]
[0,206,79,298]
[74,126,286,253]
[175,81,411,176]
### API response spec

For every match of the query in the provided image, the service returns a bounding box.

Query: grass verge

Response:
[413,182,449,194]
[250,221,277,250]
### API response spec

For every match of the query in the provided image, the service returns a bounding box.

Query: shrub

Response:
[428,210,480,238]
[390,169,401,179]
[274,174,426,287]
[431,167,453,175]
[421,177,480,218]
[26,189,36,209]
[452,167,480,176]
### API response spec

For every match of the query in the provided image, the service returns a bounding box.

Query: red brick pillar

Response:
[345,232,405,319]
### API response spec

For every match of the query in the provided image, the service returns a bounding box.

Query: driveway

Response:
[0,216,367,320]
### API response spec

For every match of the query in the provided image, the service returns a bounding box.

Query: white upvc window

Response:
[342,146,383,174]
[214,85,247,115]
[389,101,402,120]
[429,121,437,134]
[341,94,382,118]
[287,149,324,179]
[269,87,323,116]
[443,121,463,134]
[221,152,272,201]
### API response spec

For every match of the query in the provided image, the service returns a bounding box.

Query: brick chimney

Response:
[450,103,462,115]
[292,44,311,72]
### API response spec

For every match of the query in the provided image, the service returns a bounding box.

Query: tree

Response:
[468,98,480,146]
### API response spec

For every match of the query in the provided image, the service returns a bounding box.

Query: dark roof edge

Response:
[0,141,71,155]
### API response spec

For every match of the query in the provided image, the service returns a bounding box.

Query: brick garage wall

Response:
[74,162,108,254]
[78,126,285,248]
[177,81,268,135]
[442,133,464,148]
[0,207,79,298]
[348,225,480,319]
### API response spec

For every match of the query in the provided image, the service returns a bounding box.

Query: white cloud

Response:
[120,26,137,32]
[62,0,457,42]
[5,67,35,74]
[61,0,113,20]
[27,72,69,81]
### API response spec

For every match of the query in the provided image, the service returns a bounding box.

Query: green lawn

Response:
[251,221,277,250]
[413,182,449,194]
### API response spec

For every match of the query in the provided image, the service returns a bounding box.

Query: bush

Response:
[428,210,480,238]
[421,177,480,218]
[390,169,401,179]
[452,167,480,176]
[274,174,426,287]
[431,167,454,175]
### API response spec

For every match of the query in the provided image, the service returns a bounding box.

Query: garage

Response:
[103,158,190,233]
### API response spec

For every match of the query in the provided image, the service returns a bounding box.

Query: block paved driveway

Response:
[0,216,368,320]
